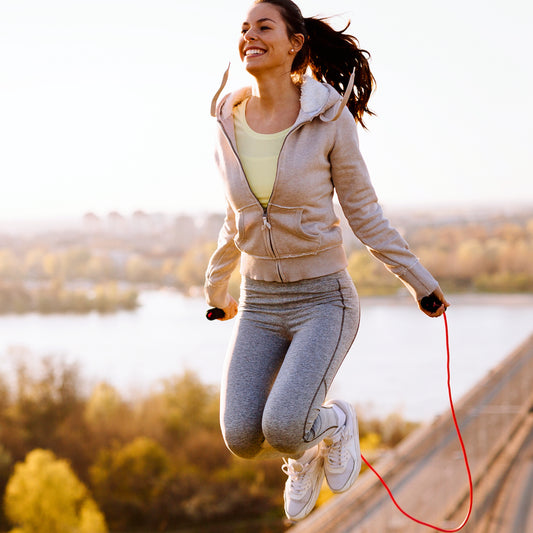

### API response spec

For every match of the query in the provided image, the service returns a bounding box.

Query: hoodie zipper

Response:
[262,125,309,281]
[218,117,311,283]
[261,209,283,281]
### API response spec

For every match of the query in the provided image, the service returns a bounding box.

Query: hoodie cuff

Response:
[204,281,231,309]
[398,260,440,301]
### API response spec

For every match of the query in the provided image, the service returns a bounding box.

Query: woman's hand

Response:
[219,295,239,321]
[419,288,450,318]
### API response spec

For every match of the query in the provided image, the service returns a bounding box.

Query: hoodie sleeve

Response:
[204,200,242,308]
[330,108,439,301]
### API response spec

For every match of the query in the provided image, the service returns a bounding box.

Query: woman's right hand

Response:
[219,295,239,321]
[419,288,450,318]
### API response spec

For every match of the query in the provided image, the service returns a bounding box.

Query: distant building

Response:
[82,212,102,233]
[107,211,127,234]
[131,210,151,235]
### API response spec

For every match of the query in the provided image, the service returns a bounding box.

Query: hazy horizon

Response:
[1,200,531,237]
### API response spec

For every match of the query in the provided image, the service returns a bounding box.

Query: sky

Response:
[1,0,532,221]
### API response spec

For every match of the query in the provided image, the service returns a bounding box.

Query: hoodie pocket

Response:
[234,205,271,258]
[269,205,321,257]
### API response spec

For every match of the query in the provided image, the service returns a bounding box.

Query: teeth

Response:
[246,49,265,56]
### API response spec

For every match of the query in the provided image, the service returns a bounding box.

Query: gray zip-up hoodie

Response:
[205,74,439,309]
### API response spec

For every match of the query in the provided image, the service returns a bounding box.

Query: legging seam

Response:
[302,278,350,442]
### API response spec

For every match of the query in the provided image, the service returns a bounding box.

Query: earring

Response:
[290,48,295,54]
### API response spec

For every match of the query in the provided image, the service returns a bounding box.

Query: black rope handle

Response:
[206,308,226,321]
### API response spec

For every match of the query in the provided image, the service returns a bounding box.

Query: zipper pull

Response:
[262,215,271,230]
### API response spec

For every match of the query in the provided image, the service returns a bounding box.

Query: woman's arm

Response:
[204,200,241,311]
[330,109,443,306]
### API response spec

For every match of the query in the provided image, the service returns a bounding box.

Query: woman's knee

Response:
[221,420,264,459]
[262,408,303,455]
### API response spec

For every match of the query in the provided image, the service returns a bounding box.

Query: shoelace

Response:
[323,428,352,469]
[282,459,314,498]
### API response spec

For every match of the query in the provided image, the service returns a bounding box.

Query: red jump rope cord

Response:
[360,311,473,531]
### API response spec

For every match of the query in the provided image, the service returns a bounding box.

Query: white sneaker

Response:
[282,446,324,521]
[321,399,361,493]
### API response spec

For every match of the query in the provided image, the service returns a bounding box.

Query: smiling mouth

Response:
[245,48,266,57]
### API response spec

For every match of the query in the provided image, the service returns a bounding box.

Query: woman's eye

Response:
[240,25,270,35]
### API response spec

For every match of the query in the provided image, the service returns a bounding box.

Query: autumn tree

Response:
[84,382,135,448]
[0,249,19,280]
[2,356,94,476]
[347,250,402,296]
[177,241,217,289]
[90,437,171,531]
[4,449,107,533]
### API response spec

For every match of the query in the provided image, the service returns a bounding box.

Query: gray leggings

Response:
[220,269,360,459]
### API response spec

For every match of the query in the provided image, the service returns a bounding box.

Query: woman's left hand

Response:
[419,288,450,318]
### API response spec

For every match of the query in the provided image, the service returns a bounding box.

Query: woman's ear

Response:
[290,33,305,54]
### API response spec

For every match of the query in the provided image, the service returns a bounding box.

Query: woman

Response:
[205,0,449,522]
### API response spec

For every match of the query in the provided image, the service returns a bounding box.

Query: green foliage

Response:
[0,356,288,532]
[474,272,533,292]
[358,411,419,448]
[177,242,217,289]
[0,250,19,280]
[410,218,533,294]
[90,437,171,530]
[125,255,158,284]
[6,357,84,454]
[0,281,138,314]
[4,449,107,533]
[347,250,403,296]
[346,214,533,296]
[0,353,420,533]
[84,382,135,449]
[155,371,220,439]
[85,382,125,428]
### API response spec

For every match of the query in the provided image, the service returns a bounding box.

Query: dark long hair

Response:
[255,0,375,127]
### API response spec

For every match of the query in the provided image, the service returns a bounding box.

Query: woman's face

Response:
[239,3,300,76]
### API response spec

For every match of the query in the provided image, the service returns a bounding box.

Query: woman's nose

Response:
[243,28,256,41]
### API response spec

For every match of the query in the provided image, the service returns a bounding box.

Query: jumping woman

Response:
[205,0,449,522]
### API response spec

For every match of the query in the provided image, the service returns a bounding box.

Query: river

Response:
[1,290,533,421]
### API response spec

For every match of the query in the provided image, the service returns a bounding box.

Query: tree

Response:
[23,247,46,279]
[155,370,220,440]
[4,449,107,533]
[347,250,402,296]
[90,437,171,530]
[0,249,19,280]
[177,242,217,289]
[84,382,134,447]
[11,357,83,453]
[125,255,157,283]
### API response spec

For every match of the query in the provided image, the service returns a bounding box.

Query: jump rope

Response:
[207,296,473,531]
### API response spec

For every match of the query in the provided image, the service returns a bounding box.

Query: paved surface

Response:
[290,333,533,533]
[485,421,533,533]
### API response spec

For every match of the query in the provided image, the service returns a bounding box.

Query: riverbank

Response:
[0,281,138,314]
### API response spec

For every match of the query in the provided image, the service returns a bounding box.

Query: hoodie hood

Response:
[210,66,355,124]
